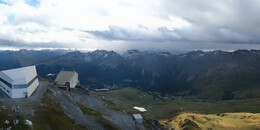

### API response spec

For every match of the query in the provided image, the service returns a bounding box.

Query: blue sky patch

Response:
[0,1,11,5]
[25,0,40,7]
[7,15,15,24]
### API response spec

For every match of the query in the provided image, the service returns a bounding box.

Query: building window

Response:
[7,90,9,93]
[13,84,27,89]
[3,87,5,90]
[0,77,12,88]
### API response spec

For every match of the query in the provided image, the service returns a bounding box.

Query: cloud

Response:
[0,0,260,50]
[159,0,260,43]
[86,26,181,42]
[0,39,65,48]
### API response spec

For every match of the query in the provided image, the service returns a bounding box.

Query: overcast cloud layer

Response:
[0,0,260,51]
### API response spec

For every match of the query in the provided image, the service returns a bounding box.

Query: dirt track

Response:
[70,88,136,130]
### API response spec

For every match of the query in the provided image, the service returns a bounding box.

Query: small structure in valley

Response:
[54,71,79,90]
[133,114,143,124]
[0,65,39,98]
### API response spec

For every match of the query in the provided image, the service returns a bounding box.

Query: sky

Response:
[0,0,260,51]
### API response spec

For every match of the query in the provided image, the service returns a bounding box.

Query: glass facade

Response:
[13,84,27,89]
[0,77,12,88]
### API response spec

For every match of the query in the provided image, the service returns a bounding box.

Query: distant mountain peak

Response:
[89,50,119,58]
[125,49,140,54]
[157,51,171,56]
[186,50,205,57]
[123,49,143,58]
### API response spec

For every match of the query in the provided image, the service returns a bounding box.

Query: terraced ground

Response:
[90,87,260,129]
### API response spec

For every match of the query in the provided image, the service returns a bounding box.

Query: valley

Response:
[90,87,260,129]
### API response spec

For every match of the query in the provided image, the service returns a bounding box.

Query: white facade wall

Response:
[12,88,27,98]
[25,67,39,97]
[25,68,36,83]
[14,78,27,85]
[70,73,78,88]
[27,78,39,97]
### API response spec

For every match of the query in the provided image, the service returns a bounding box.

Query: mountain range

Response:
[1,49,260,100]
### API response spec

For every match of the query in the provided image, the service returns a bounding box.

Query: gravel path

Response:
[47,85,137,130]
[0,80,48,115]
[47,85,105,130]
[70,88,136,130]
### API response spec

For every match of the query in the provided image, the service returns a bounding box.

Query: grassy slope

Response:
[30,89,84,130]
[160,112,260,130]
[188,68,260,100]
[76,102,119,130]
[90,87,260,119]
[90,87,260,129]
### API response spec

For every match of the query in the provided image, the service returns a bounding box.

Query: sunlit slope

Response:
[160,112,260,130]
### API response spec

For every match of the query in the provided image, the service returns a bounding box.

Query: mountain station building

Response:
[0,66,40,98]
[55,71,79,89]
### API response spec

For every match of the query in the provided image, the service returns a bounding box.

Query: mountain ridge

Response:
[1,49,260,100]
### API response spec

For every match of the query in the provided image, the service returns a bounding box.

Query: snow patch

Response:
[47,73,55,76]
[133,106,147,112]
[103,54,108,58]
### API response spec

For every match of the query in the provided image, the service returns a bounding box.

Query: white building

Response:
[133,114,143,124]
[0,66,39,98]
[55,71,79,88]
